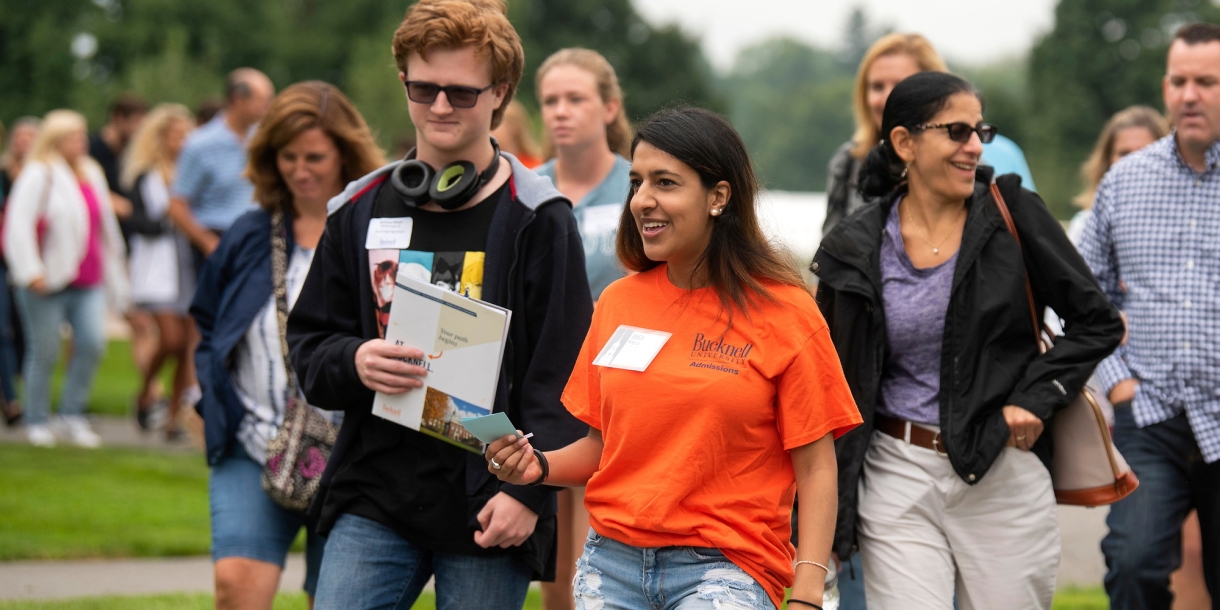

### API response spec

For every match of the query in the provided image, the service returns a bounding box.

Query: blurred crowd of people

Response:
[1,2,1217,609]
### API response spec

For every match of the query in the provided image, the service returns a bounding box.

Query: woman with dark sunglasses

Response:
[812,71,1124,609]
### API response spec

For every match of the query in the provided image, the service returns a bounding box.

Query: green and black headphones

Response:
[389,138,502,210]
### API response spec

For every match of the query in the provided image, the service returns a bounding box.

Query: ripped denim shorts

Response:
[572,528,775,610]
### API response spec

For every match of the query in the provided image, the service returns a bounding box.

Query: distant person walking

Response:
[169,68,274,261]
[0,116,41,425]
[3,110,129,448]
[1,117,42,196]
[823,34,1037,238]
[192,81,386,610]
[814,72,1123,610]
[121,104,197,438]
[1078,23,1220,610]
[1068,106,1169,244]
[89,93,148,220]
[535,48,633,302]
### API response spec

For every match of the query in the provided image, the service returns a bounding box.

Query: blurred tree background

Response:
[1,0,1217,218]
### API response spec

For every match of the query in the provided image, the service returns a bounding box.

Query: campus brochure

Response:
[371,271,511,453]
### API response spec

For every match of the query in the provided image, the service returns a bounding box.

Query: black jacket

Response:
[286,154,593,577]
[812,171,1124,560]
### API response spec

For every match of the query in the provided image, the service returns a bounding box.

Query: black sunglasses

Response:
[913,122,998,144]
[404,81,494,109]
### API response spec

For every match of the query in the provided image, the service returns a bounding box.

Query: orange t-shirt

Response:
[562,265,861,608]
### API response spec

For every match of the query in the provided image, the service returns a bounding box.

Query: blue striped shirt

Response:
[172,115,256,231]
[1078,134,1220,462]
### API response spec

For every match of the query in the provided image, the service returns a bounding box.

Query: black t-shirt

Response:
[323,179,510,555]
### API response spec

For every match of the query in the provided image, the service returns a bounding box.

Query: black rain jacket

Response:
[286,153,593,579]
[812,170,1124,560]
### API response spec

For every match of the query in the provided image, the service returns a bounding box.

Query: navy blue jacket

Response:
[191,209,296,466]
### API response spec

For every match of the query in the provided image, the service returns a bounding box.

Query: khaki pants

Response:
[857,430,1059,610]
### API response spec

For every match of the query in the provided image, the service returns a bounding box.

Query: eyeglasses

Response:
[913,122,998,144]
[404,81,494,109]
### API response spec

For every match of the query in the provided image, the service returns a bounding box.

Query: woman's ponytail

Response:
[857,141,904,199]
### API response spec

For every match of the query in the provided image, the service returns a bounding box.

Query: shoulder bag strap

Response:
[988,182,1044,351]
[269,209,300,397]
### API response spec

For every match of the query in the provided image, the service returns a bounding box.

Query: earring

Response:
[900,162,911,180]
[711,208,722,216]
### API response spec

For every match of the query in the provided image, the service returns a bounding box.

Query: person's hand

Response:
[1109,378,1139,405]
[473,492,538,549]
[110,193,133,219]
[1003,405,1043,451]
[354,340,427,394]
[485,433,541,485]
[200,232,221,257]
[28,277,48,295]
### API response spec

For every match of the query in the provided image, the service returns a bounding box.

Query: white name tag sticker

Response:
[365,218,414,249]
[593,325,671,372]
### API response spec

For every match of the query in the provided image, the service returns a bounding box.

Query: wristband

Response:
[787,600,822,609]
[528,449,549,486]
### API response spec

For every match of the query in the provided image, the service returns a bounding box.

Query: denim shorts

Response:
[209,443,326,595]
[574,529,775,609]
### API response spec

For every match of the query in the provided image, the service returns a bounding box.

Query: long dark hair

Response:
[857,72,979,199]
[615,107,806,316]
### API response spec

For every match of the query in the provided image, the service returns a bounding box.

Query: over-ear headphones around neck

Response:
[389,138,502,210]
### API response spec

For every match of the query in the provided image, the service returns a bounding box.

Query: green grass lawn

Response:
[31,339,175,418]
[0,444,211,560]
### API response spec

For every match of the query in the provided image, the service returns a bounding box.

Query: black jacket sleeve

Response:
[125,174,171,237]
[498,202,593,512]
[998,176,1124,419]
[287,209,372,412]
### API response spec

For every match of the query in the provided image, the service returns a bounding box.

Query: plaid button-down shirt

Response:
[1079,134,1220,462]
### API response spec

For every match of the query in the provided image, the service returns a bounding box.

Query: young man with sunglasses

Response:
[286,1,592,607]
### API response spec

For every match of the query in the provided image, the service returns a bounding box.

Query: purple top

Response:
[876,199,958,426]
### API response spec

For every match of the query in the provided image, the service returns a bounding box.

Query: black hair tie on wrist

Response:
[787,600,823,610]
[527,448,549,486]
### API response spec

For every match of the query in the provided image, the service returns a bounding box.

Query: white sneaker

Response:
[62,416,102,448]
[27,424,56,447]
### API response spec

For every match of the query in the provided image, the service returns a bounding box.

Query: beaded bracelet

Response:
[795,560,829,574]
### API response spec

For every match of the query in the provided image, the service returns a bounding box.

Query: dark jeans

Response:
[0,266,20,402]
[1102,404,1220,609]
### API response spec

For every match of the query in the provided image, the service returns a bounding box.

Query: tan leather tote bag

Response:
[990,182,1139,506]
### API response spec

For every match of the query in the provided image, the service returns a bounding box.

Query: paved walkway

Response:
[0,416,1111,599]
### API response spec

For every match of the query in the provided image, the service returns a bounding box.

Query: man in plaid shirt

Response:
[1078,23,1220,610]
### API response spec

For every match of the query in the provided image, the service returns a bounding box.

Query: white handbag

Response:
[990,182,1138,507]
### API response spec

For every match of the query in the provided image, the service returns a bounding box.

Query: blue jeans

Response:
[12,286,106,425]
[209,444,325,594]
[573,529,775,609]
[313,513,532,610]
[1102,405,1220,609]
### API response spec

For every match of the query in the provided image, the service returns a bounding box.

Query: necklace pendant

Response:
[933,247,939,255]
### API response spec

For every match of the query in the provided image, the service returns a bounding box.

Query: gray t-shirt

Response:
[876,199,959,426]
[536,155,631,300]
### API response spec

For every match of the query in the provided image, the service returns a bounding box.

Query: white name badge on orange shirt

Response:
[365,218,414,249]
[593,325,671,372]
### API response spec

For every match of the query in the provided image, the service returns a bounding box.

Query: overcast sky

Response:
[634,0,1061,70]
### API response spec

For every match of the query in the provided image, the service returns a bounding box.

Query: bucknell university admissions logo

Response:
[689,333,754,375]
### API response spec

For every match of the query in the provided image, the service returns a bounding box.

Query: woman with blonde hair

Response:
[1068,105,1168,243]
[122,103,197,437]
[532,46,634,610]
[3,110,128,447]
[191,81,386,610]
